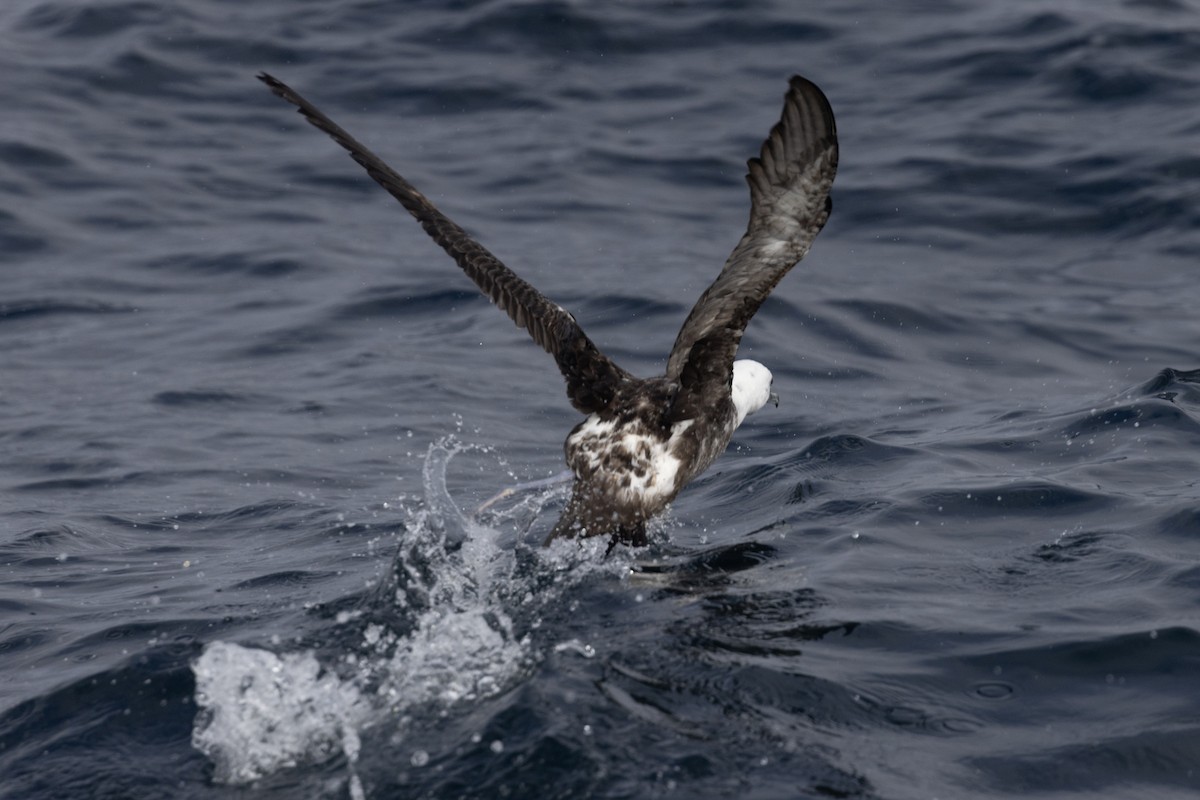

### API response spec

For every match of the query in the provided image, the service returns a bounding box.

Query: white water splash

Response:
[191,642,369,785]
[191,437,612,790]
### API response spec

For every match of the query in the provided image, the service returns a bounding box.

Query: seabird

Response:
[258,73,838,547]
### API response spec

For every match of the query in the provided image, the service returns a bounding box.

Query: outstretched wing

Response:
[258,73,631,415]
[665,76,838,385]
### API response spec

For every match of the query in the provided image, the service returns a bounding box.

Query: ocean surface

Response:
[2,1,1199,797]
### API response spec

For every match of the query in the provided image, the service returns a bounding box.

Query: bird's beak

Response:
[769,391,780,408]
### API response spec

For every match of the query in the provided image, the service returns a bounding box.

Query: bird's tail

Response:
[544,482,647,549]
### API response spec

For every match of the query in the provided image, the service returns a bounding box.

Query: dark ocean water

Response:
[2,0,1199,797]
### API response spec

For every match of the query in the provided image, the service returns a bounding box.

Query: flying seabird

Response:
[258,73,838,547]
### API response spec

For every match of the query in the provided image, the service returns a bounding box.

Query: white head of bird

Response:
[730,359,778,426]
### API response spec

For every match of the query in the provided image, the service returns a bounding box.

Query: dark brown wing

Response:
[258,73,631,415]
[665,76,838,387]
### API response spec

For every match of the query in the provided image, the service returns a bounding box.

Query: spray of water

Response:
[191,437,615,790]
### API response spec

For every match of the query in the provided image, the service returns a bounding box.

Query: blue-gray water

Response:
[2,1,1199,798]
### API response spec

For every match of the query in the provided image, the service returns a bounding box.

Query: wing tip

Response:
[782,73,837,145]
[743,73,838,190]
[257,71,287,97]
[786,75,835,124]
[257,72,311,116]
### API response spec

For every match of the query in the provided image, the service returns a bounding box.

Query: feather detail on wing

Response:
[258,73,630,415]
[666,76,838,385]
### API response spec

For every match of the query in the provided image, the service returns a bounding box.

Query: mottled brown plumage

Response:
[258,73,838,547]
